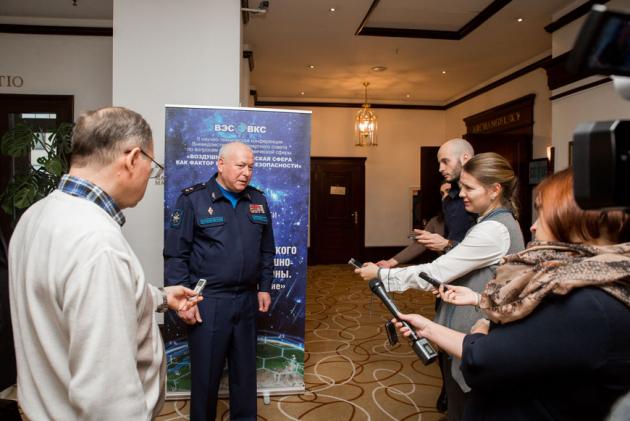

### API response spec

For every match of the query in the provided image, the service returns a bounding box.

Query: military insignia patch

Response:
[249,204,265,214]
[170,209,183,227]
[208,206,214,215]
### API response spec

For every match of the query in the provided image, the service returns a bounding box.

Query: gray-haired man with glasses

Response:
[140,148,164,180]
[8,106,201,420]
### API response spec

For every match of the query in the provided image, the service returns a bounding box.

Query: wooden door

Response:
[310,157,365,264]
[466,133,532,241]
[0,94,74,243]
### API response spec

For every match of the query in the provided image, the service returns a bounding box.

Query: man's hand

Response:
[354,262,379,281]
[177,306,202,325]
[376,258,398,268]
[258,292,271,312]
[414,229,449,252]
[163,285,203,312]
[163,285,203,325]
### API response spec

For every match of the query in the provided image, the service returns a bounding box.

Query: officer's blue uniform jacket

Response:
[164,174,275,293]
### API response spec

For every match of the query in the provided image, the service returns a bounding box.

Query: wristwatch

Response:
[443,240,458,253]
[157,287,169,313]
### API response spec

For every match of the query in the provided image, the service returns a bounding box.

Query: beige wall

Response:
[274,106,445,247]
[0,31,112,118]
[445,67,552,160]
[113,0,242,286]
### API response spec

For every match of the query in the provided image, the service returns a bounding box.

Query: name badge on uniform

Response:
[170,209,183,228]
[250,214,268,224]
[250,204,265,214]
[199,216,225,226]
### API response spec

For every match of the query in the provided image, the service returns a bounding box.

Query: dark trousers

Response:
[188,291,258,421]
[441,352,469,421]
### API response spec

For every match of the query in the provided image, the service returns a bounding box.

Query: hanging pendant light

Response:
[355,82,377,146]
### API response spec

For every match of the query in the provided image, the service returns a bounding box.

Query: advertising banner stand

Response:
[162,105,311,399]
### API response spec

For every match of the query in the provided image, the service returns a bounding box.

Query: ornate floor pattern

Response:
[157,264,445,421]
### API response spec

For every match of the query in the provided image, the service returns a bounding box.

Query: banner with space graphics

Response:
[162,105,311,398]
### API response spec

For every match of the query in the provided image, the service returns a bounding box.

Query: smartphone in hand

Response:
[348,258,363,269]
[189,278,206,300]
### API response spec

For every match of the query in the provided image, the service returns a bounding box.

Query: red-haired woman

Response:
[396,168,630,420]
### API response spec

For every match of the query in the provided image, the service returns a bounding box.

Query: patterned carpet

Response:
[157,264,445,421]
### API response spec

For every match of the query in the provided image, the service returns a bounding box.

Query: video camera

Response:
[568,4,630,210]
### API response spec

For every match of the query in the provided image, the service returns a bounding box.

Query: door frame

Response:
[0,94,74,243]
[463,94,535,241]
[309,157,366,265]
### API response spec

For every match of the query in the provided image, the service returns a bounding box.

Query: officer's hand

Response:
[178,306,202,325]
[258,292,271,312]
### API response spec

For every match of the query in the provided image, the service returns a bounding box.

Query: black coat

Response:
[461,287,630,421]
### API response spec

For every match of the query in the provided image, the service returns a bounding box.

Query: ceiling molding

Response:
[0,23,112,36]
[544,0,610,33]
[543,51,583,90]
[354,0,383,36]
[549,77,611,101]
[355,0,512,40]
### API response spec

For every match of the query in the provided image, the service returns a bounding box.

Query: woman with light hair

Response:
[356,152,525,420]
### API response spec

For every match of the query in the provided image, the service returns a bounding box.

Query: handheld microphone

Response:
[419,271,448,291]
[368,279,438,365]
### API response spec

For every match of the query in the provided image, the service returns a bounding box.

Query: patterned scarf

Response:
[480,241,630,324]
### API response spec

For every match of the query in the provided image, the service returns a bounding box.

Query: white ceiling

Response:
[1,0,582,104]
[243,0,578,104]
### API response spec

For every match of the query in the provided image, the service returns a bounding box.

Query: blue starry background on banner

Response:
[163,106,311,394]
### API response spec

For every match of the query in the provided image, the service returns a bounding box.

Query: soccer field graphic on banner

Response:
[162,105,311,398]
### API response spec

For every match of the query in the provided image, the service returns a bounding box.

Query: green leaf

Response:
[49,122,74,155]
[1,123,36,157]
[1,199,13,217]
[12,183,38,209]
[0,121,73,224]
[45,158,64,177]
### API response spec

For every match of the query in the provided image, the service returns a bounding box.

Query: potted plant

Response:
[0,122,73,224]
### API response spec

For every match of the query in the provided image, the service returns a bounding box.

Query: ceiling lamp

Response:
[355,82,377,146]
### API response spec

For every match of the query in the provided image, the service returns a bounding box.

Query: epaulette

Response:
[181,183,206,195]
[247,185,265,195]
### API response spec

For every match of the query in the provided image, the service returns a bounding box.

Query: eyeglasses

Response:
[139,149,165,179]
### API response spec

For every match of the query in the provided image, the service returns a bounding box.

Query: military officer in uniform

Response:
[164,141,275,421]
